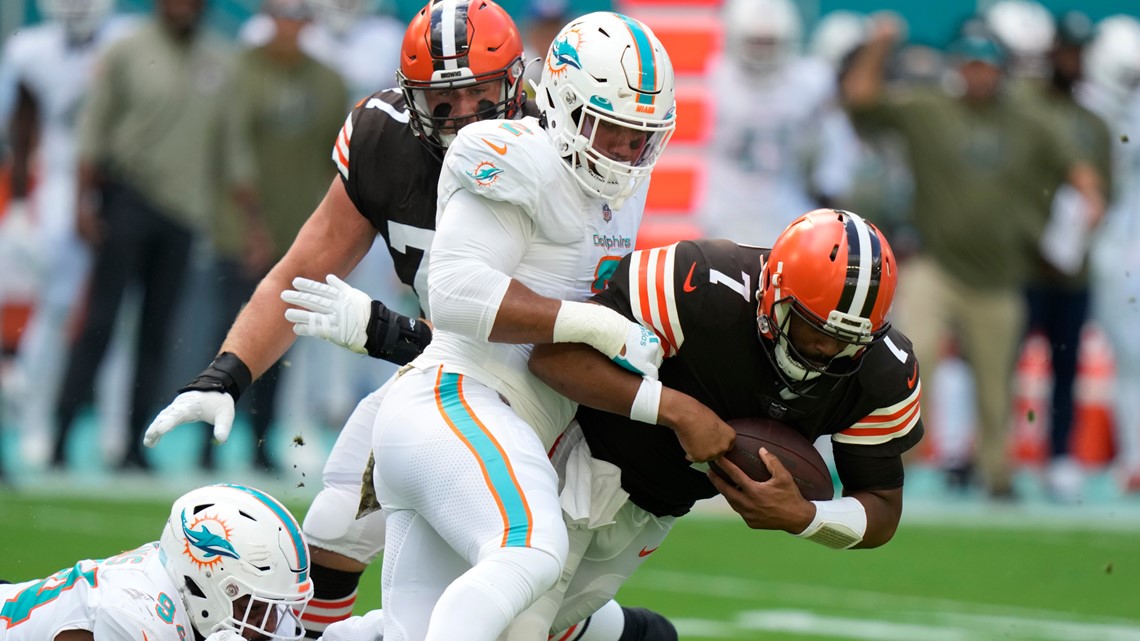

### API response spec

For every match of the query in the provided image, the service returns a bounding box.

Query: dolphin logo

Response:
[466,162,505,186]
[181,510,240,561]
[550,35,583,71]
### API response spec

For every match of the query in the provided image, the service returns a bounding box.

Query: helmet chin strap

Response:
[774,337,822,383]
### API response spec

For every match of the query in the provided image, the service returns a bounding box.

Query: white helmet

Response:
[535,12,676,209]
[984,0,1056,78]
[160,484,313,640]
[1085,15,1140,104]
[808,10,869,70]
[724,0,803,74]
[37,0,112,40]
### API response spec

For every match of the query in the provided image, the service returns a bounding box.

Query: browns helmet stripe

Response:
[430,0,470,71]
[836,212,882,321]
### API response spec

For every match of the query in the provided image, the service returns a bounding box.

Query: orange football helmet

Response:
[757,209,897,394]
[397,0,525,149]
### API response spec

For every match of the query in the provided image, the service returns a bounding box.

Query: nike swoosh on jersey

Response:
[683,262,698,292]
[482,138,508,155]
[907,361,918,389]
[638,546,660,557]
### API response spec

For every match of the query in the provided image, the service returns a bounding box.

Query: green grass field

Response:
[2,490,1139,641]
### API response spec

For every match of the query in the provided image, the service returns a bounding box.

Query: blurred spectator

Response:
[701,0,859,247]
[1013,11,1112,502]
[842,17,1105,499]
[984,0,1056,81]
[240,0,403,105]
[0,0,137,469]
[201,0,348,472]
[1084,15,1140,493]
[242,0,408,431]
[54,0,237,472]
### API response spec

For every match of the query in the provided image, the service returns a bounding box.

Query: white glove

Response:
[204,631,245,641]
[319,609,385,641]
[612,322,664,379]
[143,390,236,447]
[282,274,371,354]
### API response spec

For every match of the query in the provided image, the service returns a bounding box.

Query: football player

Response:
[0,0,137,467]
[520,210,924,628]
[143,2,677,639]
[358,12,708,641]
[0,484,312,641]
[699,0,860,247]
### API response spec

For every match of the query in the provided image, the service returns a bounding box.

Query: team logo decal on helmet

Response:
[547,27,585,76]
[181,510,240,570]
[467,161,504,186]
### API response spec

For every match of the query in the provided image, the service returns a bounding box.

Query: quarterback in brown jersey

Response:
[524,209,923,624]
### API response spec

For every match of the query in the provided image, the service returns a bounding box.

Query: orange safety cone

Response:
[1011,332,1051,465]
[1071,322,1116,465]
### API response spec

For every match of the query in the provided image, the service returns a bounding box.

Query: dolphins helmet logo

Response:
[181,509,240,570]
[546,27,585,78]
[467,161,504,187]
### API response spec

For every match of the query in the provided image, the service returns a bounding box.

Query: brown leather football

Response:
[710,417,834,501]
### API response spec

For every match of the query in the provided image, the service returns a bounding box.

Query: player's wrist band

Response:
[365,301,433,365]
[630,376,662,424]
[552,301,630,357]
[795,496,867,549]
[179,352,253,401]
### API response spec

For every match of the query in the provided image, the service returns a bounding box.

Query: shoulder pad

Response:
[333,89,409,180]
[439,117,552,211]
[858,328,919,405]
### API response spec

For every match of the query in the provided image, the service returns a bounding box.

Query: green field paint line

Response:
[672,610,1140,641]
[629,569,1140,627]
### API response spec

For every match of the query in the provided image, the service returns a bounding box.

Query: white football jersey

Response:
[423,116,647,448]
[0,17,138,175]
[701,54,859,246]
[0,543,193,641]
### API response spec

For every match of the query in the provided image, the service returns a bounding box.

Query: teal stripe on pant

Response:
[436,372,531,547]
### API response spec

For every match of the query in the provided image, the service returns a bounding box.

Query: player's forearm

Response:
[220,178,375,378]
[9,84,37,198]
[487,280,562,343]
[848,487,902,549]
[219,266,304,379]
[529,342,642,416]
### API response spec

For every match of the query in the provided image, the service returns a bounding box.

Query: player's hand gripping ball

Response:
[710,417,834,501]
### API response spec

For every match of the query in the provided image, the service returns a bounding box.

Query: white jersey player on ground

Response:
[0,0,138,466]
[356,13,727,641]
[0,484,313,641]
[700,0,859,247]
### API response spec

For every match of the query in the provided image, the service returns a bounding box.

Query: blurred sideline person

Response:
[842,16,1104,498]
[0,483,313,641]
[0,0,137,467]
[700,0,859,247]
[56,0,239,472]
[512,210,922,635]
[984,0,1056,81]
[143,2,675,639]
[361,12,702,641]
[1011,11,1112,502]
[1084,15,1140,492]
[240,0,404,105]
[201,0,349,472]
[238,0,408,435]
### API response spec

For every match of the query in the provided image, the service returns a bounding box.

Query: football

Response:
[710,417,834,501]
